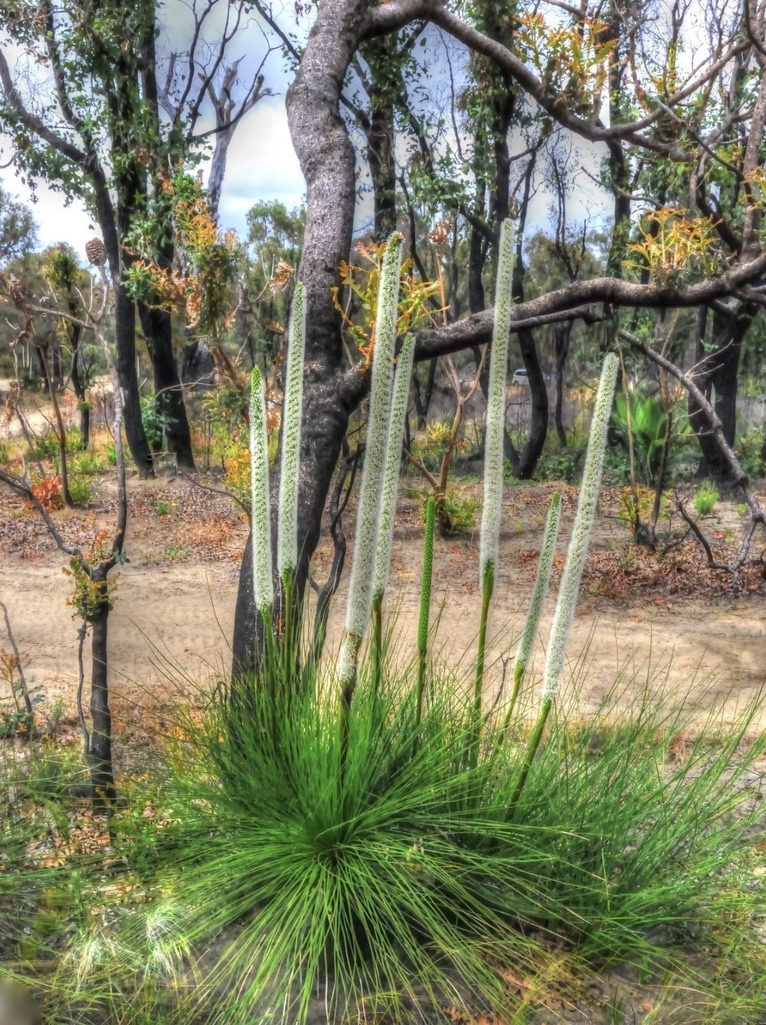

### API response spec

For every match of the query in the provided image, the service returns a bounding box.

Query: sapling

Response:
[509,353,619,810]
[473,218,514,764]
[338,233,403,708]
[371,332,416,688]
[277,283,306,661]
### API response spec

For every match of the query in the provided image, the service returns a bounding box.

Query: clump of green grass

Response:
[694,480,719,516]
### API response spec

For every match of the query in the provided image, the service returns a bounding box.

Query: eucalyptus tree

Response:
[231,0,766,676]
[0,0,272,474]
[0,184,37,266]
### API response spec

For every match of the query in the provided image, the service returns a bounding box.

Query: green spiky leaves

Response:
[249,367,273,615]
[542,354,619,701]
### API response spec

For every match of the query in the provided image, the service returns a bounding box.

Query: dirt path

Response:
[1,474,764,730]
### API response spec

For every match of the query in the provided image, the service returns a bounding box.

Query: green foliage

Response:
[140,394,173,453]
[0,183,38,264]
[610,391,690,485]
[66,476,93,506]
[694,481,720,517]
[441,486,480,534]
[536,446,583,482]
[736,427,766,478]
[69,452,107,476]
[32,657,764,1025]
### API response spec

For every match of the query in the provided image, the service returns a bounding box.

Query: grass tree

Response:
[371,331,416,684]
[501,491,562,734]
[249,367,274,621]
[473,218,514,762]
[338,233,404,711]
[277,283,306,658]
[509,352,619,810]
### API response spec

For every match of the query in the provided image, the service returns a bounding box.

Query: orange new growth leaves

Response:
[332,238,441,364]
[626,208,721,283]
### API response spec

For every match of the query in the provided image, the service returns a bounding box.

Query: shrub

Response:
[67,476,93,506]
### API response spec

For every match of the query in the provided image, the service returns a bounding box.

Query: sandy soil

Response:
[1,470,765,731]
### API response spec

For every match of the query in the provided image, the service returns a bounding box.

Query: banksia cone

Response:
[85,237,107,267]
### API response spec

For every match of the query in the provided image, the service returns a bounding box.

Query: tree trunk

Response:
[138,303,195,470]
[87,581,115,809]
[553,321,573,446]
[365,37,398,241]
[69,322,90,449]
[690,301,755,480]
[114,285,154,477]
[232,0,363,678]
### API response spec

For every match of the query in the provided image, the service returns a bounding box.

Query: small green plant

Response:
[694,481,719,516]
[154,498,175,517]
[67,476,93,506]
[441,486,480,534]
[69,452,107,476]
[140,393,174,452]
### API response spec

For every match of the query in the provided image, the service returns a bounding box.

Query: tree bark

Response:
[87,581,115,809]
[232,0,363,677]
[690,301,755,480]
[138,303,195,470]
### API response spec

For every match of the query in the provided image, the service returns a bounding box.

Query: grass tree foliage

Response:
[4,243,766,1025]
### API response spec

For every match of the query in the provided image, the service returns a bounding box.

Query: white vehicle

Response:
[511,368,528,385]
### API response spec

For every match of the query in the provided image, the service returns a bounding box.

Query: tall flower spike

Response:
[373,332,416,604]
[277,283,306,580]
[515,492,561,676]
[479,219,514,588]
[250,367,274,614]
[542,353,619,701]
[344,233,404,643]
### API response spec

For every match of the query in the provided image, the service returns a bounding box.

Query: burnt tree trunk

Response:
[689,301,755,480]
[87,578,115,809]
[138,303,195,469]
[553,321,573,446]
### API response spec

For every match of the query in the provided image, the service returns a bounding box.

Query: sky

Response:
[0,4,610,260]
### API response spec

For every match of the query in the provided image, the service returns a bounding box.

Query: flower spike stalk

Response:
[472,218,514,764]
[249,367,273,617]
[371,332,416,687]
[338,233,404,716]
[277,283,306,666]
[509,354,619,813]
[415,494,436,730]
[502,491,561,735]
[278,282,306,583]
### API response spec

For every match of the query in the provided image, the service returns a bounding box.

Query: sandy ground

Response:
[1,472,764,733]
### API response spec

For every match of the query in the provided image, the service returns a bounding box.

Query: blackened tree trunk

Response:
[87,581,115,808]
[690,301,755,480]
[365,36,398,241]
[553,321,574,446]
[138,303,195,469]
[68,323,90,449]
[114,284,154,476]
